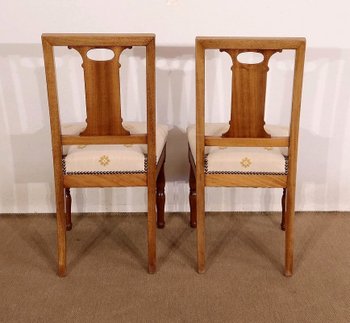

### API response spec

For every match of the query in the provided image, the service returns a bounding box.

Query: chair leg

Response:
[196,180,205,274]
[196,185,205,274]
[189,165,197,228]
[65,188,73,231]
[56,187,67,277]
[156,163,165,229]
[284,187,295,277]
[148,177,157,274]
[281,188,286,231]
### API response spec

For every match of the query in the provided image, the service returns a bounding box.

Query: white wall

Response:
[1,0,350,213]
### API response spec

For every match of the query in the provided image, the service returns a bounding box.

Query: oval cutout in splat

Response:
[237,52,264,64]
[87,48,115,61]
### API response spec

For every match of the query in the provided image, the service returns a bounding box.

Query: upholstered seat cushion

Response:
[187,123,288,175]
[61,122,168,174]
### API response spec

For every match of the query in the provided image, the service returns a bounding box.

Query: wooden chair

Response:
[42,34,167,276]
[188,37,306,276]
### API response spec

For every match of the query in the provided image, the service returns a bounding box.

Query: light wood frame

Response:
[191,37,306,276]
[42,33,165,276]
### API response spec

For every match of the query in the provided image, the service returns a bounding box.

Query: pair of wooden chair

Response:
[42,34,306,277]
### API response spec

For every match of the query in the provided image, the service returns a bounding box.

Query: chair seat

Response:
[62,122,168,174]
[187,123,288,175]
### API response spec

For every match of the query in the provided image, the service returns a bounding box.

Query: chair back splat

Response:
[222,49,281,138]
[70,46,130,136]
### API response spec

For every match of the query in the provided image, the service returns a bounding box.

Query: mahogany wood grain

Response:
[156,147,166,178]
[189,160,197,228]
[281,188,286,231]
[64,188,72,231]
[156,162,165,229]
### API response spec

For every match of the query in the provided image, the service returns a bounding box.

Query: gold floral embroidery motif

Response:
[240,157,252,168]
[264,147,273,151]
[99,155,110,166]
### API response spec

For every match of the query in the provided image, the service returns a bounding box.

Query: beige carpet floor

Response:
[0,212,349,323]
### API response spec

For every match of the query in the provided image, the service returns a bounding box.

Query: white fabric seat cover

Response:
[62,122,168,174]
[187,123,288,175]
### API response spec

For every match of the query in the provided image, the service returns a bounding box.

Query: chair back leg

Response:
[147,180,157,273]
[284,187,295,276]
[56,187,67,277]
[196,177,206,273]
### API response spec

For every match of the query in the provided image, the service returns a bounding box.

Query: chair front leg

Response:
[65,188,72,231]
[156,163,165,229]
[189,164,197,228]
[281,188,286,231]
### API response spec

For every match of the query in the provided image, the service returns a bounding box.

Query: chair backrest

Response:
[195,37,306,168]
[42,33,155,139]
[42,34,156,184]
